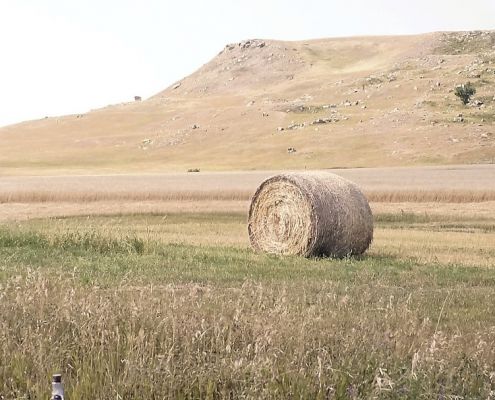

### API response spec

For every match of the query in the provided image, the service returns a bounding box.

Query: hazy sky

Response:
[1,0,494,127]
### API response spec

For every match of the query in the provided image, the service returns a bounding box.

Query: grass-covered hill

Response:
[1,31,494,174]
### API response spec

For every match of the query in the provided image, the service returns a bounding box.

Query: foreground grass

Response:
[1,212,495,399]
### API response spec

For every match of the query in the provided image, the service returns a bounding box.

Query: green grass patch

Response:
[0,227,145,255]
[0,225,493,288]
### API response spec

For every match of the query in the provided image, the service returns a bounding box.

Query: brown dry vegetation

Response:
[2,188,495,204]
[1,166,494,209]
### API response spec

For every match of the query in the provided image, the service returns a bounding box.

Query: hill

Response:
[1,31,494,174]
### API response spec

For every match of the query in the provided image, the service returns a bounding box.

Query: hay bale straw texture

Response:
[248,172,373,258]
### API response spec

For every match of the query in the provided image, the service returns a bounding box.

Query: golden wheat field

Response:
[1,165,495,398]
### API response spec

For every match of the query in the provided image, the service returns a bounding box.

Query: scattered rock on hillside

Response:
[438,31,495,55]
[365,75,383,85]
[311,117,339,125]
[470,99,484,107]
[172,82,181,90]
[140,138,153,149]
[284,104,328,114]
[287,123,305,130]
[225,39,266,50]
[311,118,330,125]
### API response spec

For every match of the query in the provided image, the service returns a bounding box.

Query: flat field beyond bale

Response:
[1,165,495,222]
[2,165,495,198]
[1,209,495,399]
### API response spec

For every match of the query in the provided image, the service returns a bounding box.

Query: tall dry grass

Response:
[2,271,495,399]
[0,190,252,203]
[1,189,495,204]
[366,189,495,203]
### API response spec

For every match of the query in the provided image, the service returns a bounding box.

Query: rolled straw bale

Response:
[248,172,373,257]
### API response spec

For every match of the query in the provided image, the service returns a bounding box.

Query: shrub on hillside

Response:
[455,82,476,105]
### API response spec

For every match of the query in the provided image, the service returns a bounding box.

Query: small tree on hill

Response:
[455,82,476,105]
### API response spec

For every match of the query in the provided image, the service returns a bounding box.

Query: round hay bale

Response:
[248,172,373,258]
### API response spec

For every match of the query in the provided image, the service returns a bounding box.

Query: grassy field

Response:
[1,207,494,398]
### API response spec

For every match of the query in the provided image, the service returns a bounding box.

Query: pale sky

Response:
[0,0,494,127]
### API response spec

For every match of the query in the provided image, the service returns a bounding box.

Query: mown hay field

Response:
[1,166,495,398]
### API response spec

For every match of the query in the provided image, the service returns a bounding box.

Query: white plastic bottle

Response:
[51,374,65,400]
